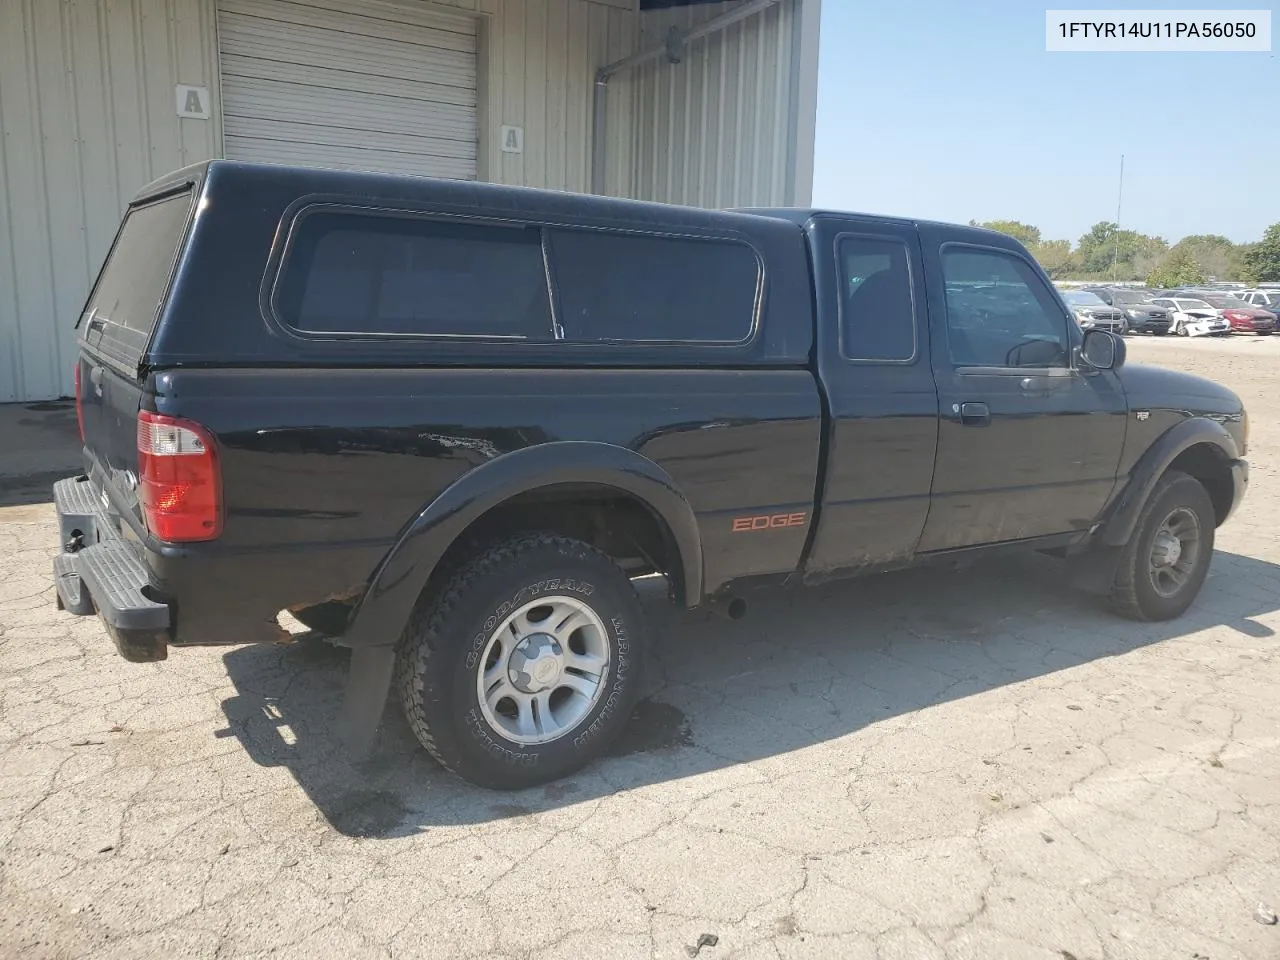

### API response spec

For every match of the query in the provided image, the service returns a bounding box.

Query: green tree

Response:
[1076,221,1168,280]
[968,220,1078,278]
[1170,234,1237,280]
[1146,248,1205,289]
[971,219,1042,247]
[1076,222,1121,274]
[1230,243,1257,283]
[1242,223,1280,283]
[1030,239,1076,279]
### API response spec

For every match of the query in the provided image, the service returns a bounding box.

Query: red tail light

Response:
[137,410,222,542]
[73,363,85,443]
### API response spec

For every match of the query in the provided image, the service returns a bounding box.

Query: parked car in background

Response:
[1084,287,1171,335]
[1238,289,1280,310]
[1148,297,1231,337]
[1062,290,1127,334]
[1194,294,1276,335]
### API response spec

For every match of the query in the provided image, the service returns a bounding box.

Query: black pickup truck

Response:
[54,161,1248,788]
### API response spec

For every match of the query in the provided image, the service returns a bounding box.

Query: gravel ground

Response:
[2,336,1278,960]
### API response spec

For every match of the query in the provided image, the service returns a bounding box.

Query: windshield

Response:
[1203,296,1251,309]
[1176,299,1214,310]
[1063,291,1107,307]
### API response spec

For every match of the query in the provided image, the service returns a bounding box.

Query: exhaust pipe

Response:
[710,595,748,621]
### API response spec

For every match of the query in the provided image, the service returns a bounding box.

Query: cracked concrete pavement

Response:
[2,337,1279,960]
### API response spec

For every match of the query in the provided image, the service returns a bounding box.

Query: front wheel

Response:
[1110,471,1215,621]
[395,533,646,789]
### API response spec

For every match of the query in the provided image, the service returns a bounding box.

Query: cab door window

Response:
[941,248,1070,368]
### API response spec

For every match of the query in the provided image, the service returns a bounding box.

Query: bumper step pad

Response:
[53,476,100,548]
[53,553,96,616]
[76,540,170,631]
[53,475,172,662]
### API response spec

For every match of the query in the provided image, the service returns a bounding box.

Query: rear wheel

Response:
[1110,470,1215,621]
[395,533,646,789]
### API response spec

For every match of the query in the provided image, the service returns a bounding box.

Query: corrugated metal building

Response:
[0,0,821,402]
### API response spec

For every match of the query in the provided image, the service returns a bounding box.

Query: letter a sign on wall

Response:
[500,125,524,154]
[175,85,211,120]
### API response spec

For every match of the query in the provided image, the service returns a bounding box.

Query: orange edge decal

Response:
[732,512,808,532]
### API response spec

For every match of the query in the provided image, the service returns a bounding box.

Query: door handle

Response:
[959,401,989,426]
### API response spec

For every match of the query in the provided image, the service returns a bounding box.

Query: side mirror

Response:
[1081,329,1126,370]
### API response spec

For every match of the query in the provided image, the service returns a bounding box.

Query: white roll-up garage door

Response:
[216,0,477,179]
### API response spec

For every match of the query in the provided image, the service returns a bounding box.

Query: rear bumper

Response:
[53,473,387,655]
[53,476,171,662]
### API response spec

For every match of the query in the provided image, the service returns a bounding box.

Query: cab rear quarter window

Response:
[272,206,761,345]
[838,235,917,362]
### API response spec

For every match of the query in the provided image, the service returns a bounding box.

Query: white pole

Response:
[1111,154,1125,282]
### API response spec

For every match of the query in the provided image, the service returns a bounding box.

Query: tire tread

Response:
[1110,470,1213,621]
[395,532,639,782]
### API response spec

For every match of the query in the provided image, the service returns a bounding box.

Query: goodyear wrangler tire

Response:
[395,533,646,789]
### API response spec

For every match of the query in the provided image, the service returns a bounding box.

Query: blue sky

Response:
[811,1,1278,245]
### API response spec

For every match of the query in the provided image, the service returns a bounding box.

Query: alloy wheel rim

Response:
[475,595,611,745]
[1148,506,1201,598]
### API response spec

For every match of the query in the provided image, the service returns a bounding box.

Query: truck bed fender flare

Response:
[1098,417,1239,547]
[344,441,703,650]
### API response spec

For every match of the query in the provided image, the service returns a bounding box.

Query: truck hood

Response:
[1118,363,1243,416]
